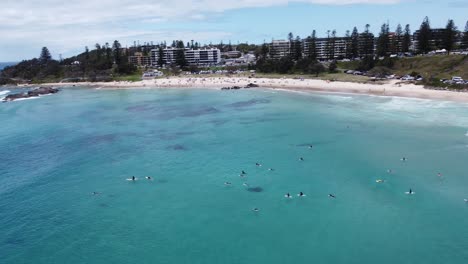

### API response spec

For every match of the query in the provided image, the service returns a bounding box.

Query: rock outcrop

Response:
[221,83,259,90]
[3,87,59,102]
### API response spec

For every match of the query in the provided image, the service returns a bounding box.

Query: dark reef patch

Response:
[180,106,220,117]
[247,187,263,192]
[227,99,271,108]
[166,144,188,151]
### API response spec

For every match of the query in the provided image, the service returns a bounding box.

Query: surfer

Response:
[145,176,152,180]
[225,182,232,186]
[387,169,393,174]
[252,208,260,212]
[285,193,292,198]
[328,194,336,198]
[268,168,274,171]
[299,157,304,161]
[437,172,442,177]
[241,170,247,175]
[298,192,305,197]
[308,145,313,149]
[409,188,413,194]
[92,192,100,195]
[132,176,136,181]
[401,157,407,162]
[256,162,262,167]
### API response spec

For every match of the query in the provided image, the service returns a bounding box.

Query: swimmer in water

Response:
[437,172,442,177]
[241,170,247,175]
[268,168,274,171]
[145,176,152,180]
[92,192,100,195]
[401,157,407,162]
[252,208,260,212]
[285,193,292,198]
[328,194,336,198]
[308,145,313,149]
[299,157,304,161]
[224,182,232,186]
[256,163,262,167]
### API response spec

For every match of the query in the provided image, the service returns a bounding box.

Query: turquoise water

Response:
[1,87,468,264]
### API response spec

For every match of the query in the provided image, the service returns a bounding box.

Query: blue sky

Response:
[0,0,467,61]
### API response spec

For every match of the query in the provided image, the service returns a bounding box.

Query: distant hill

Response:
[0,62,18,71]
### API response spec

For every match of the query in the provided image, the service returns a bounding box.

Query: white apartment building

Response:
[150,48,221,66]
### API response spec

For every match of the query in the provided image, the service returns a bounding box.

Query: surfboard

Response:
[376,179,385,183]
[284,195,293,198]
[126,178,138,181]
[405,192,415,195]
[297,194,307,197]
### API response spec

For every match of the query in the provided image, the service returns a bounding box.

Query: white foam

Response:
[11,97,39,102]
[0,90,10,96]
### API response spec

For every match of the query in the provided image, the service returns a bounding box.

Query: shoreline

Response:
[12,77,468,103]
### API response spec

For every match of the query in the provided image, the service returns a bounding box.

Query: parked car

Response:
[353,71,363,75]
[401,75,415,81]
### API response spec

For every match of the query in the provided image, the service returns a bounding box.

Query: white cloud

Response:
[0,0,401,60]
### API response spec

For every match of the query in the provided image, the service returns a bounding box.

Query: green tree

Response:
[461,21,468,50]
[345,30,352,59]
[394,24,403,54]
[417,16,432,54]
[293,36,302,60]
[112,40,122,65]
[443,19,457,54]
[277,56,294,73]
[351,27,359,59]
[308,61,325,76]
[175,41,187,67]
[359,24,374,57]
[402,24,411,53]
[328,60,337,73]
[157,47,165,67]
[309,30,317,60]
[39,47,52,63]
[377,23,390,57]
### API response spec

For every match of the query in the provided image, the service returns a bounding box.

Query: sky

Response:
[0,0,467,61]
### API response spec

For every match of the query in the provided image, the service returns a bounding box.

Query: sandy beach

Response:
[37,77,468,103]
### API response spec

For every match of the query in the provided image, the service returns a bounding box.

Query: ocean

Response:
[1,87,468,264]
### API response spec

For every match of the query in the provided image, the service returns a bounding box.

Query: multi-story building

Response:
[303,37,349,60]
[150,48,221,66]
[269,40,292,60]
[128,52,151,66]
